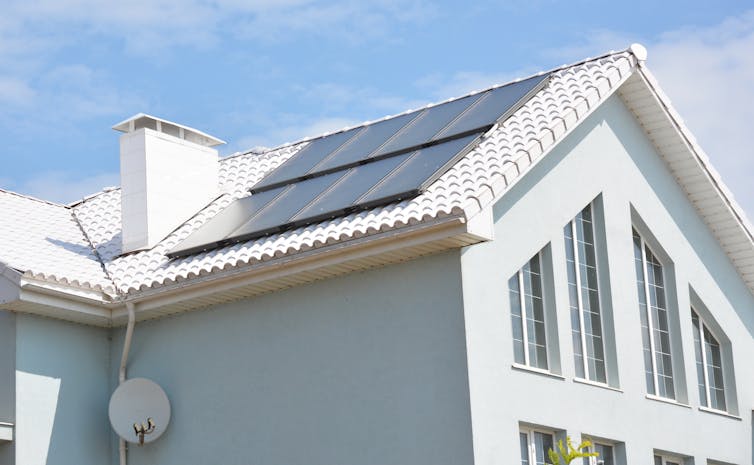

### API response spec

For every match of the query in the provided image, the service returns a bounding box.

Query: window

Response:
[583,443,613,465]
[654,454,681,465]
[691,310,726,411]
[633,229,675,399]
[519,429,554,465]
[510,252,548,369]
[565,204,606,383]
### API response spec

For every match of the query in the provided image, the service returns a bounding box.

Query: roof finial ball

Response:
[629,43,648,62]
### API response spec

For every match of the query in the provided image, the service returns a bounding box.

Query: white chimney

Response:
[113,114,225,253]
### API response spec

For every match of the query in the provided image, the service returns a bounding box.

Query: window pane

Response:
[594,444,613,465]
[533,432,554,465]
[566,204,606,383]
[520,433,530,465]
[511,252,548,370]
[703,324,726,411]
[654,456,662,465]
[634,230,675,399]
[510,275,526,364]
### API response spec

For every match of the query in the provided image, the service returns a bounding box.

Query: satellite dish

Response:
[109,378,171,445]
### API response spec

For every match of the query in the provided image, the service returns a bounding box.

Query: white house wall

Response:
[461,94,753,464]
[108,251,474,465]
[14,314,111,465]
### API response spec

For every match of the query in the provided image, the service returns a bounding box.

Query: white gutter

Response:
[118,302,136,465]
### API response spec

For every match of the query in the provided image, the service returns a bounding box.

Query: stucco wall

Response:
[110,251,473,465]
[461,94,754,465]
[14,313,111,465]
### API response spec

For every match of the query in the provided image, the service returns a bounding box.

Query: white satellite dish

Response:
[109,378,171,445]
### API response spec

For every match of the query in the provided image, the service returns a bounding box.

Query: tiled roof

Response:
[64,50,637,294]
[0,189,113,293]
[5,51,641,297]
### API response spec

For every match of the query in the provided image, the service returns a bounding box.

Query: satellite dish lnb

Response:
[109,378,171,445]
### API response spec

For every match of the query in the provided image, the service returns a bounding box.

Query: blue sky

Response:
[1,0,753,218]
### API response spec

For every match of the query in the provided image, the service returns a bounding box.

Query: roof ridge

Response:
[223,47,635,162]
[0,187,69,208]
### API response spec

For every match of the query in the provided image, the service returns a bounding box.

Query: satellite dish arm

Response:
[118,302,137,465]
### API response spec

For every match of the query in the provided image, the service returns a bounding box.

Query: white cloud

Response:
[423,13,754,219]
[10,171,120,204]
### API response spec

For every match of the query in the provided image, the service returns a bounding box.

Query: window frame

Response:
[519,427,555,465]
[654,453,683,465]
[582,441,614,465]
[633,229,676,400]
[510,251,549,370]
[691,308,726,412]
[565,202,607,384]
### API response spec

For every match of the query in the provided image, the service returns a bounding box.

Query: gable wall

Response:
[460,94,754,464]
[108,251,474,465]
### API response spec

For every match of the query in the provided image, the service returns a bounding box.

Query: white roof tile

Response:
[0,190,113,293]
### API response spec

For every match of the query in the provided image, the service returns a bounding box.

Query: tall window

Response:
[583,443,613,465]
[565,204,606,383]
[633,229,675,399]
[519,429,554,465]
[691,310,726,411]
[510,252,548,369]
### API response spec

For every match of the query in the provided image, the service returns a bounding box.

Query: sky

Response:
[1,0,753,219]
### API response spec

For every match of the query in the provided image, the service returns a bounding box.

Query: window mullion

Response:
[640,238,660,395]
[571,219,589,378]
[518,269,530,366]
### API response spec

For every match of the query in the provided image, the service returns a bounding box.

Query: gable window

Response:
[510,252,548,370]
[691,310,726,411]
[633,229,675,399]
[565,203,606,383]
[583,442,613,465]
[519,428,554,465]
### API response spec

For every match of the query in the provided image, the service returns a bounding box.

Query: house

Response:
[0,43,752,465]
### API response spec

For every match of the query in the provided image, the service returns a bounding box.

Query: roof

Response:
[3,45,753,324]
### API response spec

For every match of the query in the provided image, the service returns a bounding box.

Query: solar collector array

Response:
[169,74,549,258]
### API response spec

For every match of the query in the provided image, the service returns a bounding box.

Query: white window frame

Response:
[582,441,614,465]
[565,203,607,383]
[510,251,549,370]
[634,230,675,399]
[691,308,727,412]
[654,453,682,465]
[519,427,555,465]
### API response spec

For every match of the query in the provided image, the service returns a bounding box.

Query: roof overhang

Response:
[1,212,493,326]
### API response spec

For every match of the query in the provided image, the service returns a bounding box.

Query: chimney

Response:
[113,114,225,253]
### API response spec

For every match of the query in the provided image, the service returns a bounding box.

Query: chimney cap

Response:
[112,113,226,147]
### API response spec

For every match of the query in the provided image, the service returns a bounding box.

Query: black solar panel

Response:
[311,112,418,172]
[252,126,362,192]
[371,93,482,158]
[433,74,549,140]
[168,74,550,258]
[358,133,480,205]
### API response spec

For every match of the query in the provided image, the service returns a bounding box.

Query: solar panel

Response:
[357,133,480,206]
[433,74,548,140]
[168,74,550,258]
[311,112,418,173]
[168,187,287,256]
[251,126,362,192]
[291,153,409,222]
[370,93,482,158]
[231,170,347,240]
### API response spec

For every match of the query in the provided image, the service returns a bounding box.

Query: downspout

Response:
[118,302,136,465]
